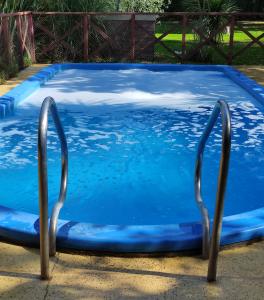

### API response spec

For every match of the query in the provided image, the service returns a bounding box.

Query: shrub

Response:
[0,58,19,84]
[183,0,238,62]
[119,0,171,12]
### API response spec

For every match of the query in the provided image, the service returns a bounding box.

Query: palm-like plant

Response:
[0,0,116,12]
[184,0,238,43]
[183,0,238,62]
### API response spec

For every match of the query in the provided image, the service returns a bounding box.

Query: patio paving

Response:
[0,240,263,299]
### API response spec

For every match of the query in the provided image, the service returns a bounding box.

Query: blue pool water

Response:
[0,67,264,229]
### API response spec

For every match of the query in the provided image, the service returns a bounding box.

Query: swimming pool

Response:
[0,63,264,252]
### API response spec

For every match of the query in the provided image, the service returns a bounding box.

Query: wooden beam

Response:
[139,27,175,53]
[136,21,181,61]
[130,13,136,61]
[192,24,229,59]
[31,12,264,17]
[2,17,11,65]
[233,32,264,59]
[236,24,264,49]
[28,13,36,63]
[16,15,24,69]
[36,21,81,57]
[91,21,128,59]
[228,16,235,65]
[181,15,188,63]
[185,21,230,61]
[0,11,32,18]
[83,15,89,61]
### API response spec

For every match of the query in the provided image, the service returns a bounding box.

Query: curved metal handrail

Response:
[38,97,68,280]
[194,100,231,282]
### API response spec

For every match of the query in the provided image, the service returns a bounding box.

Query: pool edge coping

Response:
[2,63,264,113]
[0,204,264,252]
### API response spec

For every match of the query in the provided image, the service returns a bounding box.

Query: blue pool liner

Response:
[0,204,263,252]
[0,63,264,253]
[1,63,264,118]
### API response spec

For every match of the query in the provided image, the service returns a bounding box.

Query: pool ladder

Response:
[38,97,68,280]
[37,97,231,282]
[195,100,231,282]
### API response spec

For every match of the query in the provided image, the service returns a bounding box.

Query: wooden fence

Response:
[0,12,263,70]
[0,12,35,69]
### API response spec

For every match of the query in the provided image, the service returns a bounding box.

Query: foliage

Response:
[234,0,263,12]
[118,0,171,12]
[0,0,171,13]
[0,0,116,13]
[182,0,238,62]
[184,0,238,13]
[184,0,238,41]
[0,58,19,84]
[167,0,264,12]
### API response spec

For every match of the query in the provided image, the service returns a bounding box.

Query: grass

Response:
[155,22,264,64]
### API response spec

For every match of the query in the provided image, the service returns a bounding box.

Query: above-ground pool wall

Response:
[0,96,15,118]
[0,64,61,118]
[0,63,264,252]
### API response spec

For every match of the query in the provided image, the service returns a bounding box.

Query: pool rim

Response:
[0,62,264,253]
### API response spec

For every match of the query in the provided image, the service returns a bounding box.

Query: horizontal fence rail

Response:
[31,12,264,16]
[0,12,263,75]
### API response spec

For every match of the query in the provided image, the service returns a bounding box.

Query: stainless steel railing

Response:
[194,100,231,282]
[38,97,68,280]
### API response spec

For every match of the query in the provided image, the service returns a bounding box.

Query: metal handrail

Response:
[194,100,231,282]
[38,97,68,280]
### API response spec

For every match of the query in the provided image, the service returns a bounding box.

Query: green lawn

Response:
[155,22,264,64]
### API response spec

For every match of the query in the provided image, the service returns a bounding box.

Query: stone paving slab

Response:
[0,241,264,299]
[236,66,264,86]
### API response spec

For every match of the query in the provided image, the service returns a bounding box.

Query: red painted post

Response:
[16,15,24,69]
[130,13,136,61]
[87,15,90,60]
[83,15,90,61]
[228,16,235,65]
[181,15,187,63]
[28,12,36,63]
[2,16,11,65]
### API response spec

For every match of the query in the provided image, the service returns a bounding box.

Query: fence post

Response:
[83,14,90,61]
[28,12,36,63]
[228,16,235,65]
[130,13,136,61]
[181,15,188,63]
[15,15,24,69]
[2,16,12,66]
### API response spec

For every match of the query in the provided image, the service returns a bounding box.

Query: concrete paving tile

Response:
[45,241,264,300]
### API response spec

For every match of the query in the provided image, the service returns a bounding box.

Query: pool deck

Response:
[0,64,50,96]
[0,64,264,299]
[0,241,263,299]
